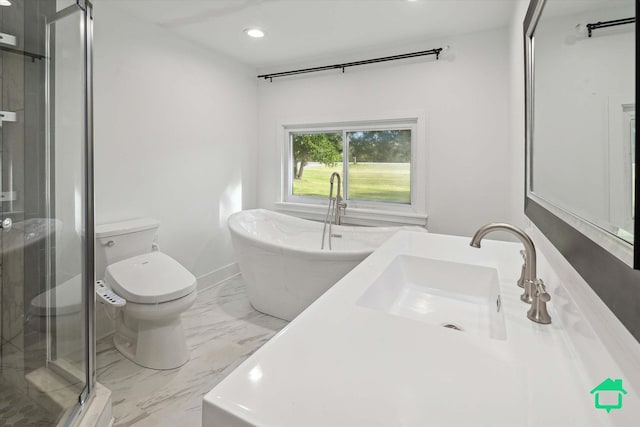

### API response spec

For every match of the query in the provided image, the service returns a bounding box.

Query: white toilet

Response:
[96,218,197,370]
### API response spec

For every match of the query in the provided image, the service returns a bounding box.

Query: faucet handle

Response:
[534,279,551,302]
[520,280,534,304]
[527,279,552,324]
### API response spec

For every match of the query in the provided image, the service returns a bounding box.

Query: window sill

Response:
[274,202,428,227]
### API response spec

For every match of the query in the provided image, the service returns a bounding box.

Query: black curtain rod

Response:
[587,17,635,37]
[257,47,443,81]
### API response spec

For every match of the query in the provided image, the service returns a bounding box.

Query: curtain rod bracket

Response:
[586,17,634,38]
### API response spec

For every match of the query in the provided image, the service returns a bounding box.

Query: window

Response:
[346,130,411,204]
[281,118,426,226]
[291,132,344,198]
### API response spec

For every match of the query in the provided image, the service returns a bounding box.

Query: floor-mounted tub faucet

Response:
[470,223,552,325]
[330,172,347,225]
[321,172,347,250]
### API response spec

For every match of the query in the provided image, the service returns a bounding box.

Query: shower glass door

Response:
[0,1,94,426]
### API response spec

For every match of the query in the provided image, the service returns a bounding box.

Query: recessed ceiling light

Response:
[245,28,265,38]
[0,0,13,6]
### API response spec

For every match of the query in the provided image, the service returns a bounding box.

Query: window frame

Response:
[278,115,427,226]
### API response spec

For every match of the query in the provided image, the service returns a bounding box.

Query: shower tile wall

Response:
[0,5,3,363]
[0,0,3,374]
[1,0,50,399]
[1,1,81,425]
[1,0,27,378]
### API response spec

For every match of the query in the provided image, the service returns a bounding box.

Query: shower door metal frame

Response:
[44,0,95,422]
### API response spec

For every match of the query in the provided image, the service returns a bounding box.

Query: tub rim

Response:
[228,209,413,260]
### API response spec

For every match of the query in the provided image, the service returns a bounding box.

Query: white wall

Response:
[257,28,513,238]
[93,1,258,282]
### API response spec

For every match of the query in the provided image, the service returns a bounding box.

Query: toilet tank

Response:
[95,218,160,278]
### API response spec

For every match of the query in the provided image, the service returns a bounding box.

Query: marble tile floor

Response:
[0,375,59,426]
[0,335,72,426]
[96,276,288,427]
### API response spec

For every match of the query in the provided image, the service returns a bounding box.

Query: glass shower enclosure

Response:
[0,0,94,425]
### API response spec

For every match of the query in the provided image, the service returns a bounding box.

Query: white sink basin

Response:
[357,255,506,340]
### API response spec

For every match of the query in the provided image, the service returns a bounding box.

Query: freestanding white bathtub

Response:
[228,209,425,321]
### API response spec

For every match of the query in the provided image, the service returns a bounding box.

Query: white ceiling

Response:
[108,0,517,69]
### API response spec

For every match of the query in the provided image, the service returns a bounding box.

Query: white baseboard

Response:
[196,262,240,292]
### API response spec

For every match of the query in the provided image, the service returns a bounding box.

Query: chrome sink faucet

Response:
[470,223,551,325]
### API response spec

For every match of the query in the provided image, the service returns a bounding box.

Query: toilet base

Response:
[113,292,196,370]
[114,317,190,370]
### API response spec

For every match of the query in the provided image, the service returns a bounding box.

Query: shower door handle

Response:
[0,217,12,231]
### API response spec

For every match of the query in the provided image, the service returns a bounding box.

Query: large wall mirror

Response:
[525,0,640,340]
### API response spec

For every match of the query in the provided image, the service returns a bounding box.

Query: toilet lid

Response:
[105,252,196,304]
[31,274,82,316]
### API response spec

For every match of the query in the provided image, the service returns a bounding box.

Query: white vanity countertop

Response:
[203,231,640,426]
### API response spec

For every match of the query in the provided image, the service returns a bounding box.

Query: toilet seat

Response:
[123,291,198,321]
[105,252,196,304]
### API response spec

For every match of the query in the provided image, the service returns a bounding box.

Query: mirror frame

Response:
[524,0,640,341]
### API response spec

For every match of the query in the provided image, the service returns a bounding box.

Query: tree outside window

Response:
[292,132,342,180]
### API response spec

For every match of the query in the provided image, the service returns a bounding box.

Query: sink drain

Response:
[441,323,464,332]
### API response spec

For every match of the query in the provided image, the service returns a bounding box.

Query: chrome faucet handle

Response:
[535,280,551,302]
[527,279,552,324]
[521,280,534,304]
[516,250,526,289]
